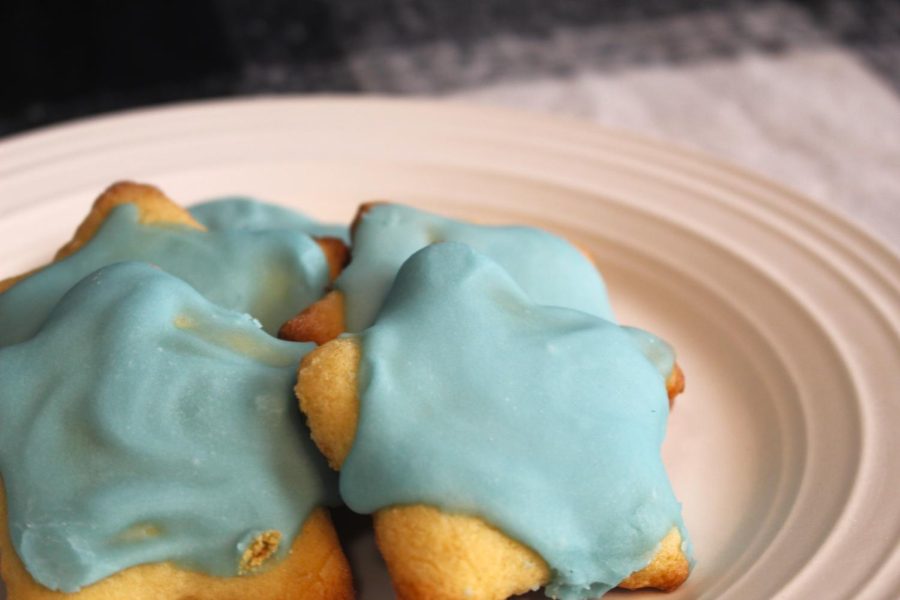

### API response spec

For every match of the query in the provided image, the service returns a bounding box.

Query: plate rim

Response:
[0,95,897,270]
[1,96,898,600]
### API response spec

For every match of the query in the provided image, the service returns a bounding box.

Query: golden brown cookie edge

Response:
[0,479,354,600]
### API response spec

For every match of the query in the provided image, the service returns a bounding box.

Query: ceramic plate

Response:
[1,98,898,599]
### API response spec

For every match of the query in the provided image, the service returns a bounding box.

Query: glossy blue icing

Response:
[190,197,349,242]
[624,326,676,380]
[341,243,689,599]
[0,262,336,592]
[0,203,330,345]
[335,204,616,332]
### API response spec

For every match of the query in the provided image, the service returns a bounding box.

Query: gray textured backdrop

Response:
[2,0,898,248]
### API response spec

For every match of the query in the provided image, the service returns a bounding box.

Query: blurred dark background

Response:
[2,0,899,136]
[3,0,899,246]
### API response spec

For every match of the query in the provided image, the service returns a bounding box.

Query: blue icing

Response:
[341,243,689,599]
[335,204,616,332]
[0,203,330,346]
[0,262,336,592]
[336,203,675,380]
[190,197,349,241]
[624,326,676,380]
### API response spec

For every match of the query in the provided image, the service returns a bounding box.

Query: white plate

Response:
[1,98,899,600]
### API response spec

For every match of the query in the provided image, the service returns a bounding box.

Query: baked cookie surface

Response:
[0,183,335,346]
[0,262,346,596]
[298,242,692,599]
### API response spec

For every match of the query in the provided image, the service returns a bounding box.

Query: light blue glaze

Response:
[0,203,330,345]
[341,243,690,599]
[190,197,349,242]
[624,326,676,380]
[335,204,616,332]
[335,203,675,380]
[0,262,336,592]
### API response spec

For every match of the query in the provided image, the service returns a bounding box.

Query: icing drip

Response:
[624,326,677,379]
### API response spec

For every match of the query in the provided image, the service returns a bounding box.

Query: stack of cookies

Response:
[0,182,691,600]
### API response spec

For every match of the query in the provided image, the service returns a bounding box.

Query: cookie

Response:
[279,202,616,341]
[0,182,348,346]
[296,243,692,599]
[279,203,683,405]
[0,262,352,599]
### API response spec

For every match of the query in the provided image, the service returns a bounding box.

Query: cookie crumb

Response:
[239,530,282,574]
